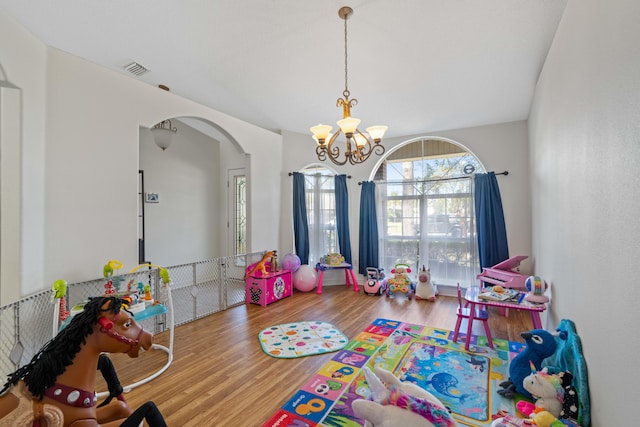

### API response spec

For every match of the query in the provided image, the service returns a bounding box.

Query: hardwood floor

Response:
[101,285,533,426]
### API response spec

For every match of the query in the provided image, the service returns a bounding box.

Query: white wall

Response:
[281,120,531,284]
[529,0,640,424]
[0,9,47,300]
[0,9,283,294]
[140,121,221,266]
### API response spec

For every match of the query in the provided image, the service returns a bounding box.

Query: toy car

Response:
[364,267,385,296]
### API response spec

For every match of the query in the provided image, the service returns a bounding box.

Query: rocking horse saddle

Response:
[0,381,64,427]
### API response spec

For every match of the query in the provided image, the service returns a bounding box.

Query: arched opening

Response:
[372,137,485,286]
[138,117,248,267]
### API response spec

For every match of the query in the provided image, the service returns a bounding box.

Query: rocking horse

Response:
[0,296,167,427]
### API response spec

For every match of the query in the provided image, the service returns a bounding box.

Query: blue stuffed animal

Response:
[497,329,558,399]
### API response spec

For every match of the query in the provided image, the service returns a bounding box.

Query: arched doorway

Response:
[139,117,248,267]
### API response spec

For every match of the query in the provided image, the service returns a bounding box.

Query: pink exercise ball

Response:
[293,264,317,292]
[281,253,301,272]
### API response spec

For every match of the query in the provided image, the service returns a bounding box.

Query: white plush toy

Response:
[415,266,438,301]
[522,367,564,418]
[352,367,458,427]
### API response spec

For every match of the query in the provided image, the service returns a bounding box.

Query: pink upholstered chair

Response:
[452,283,494,348]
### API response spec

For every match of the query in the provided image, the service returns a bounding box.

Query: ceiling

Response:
[0,0,567,138]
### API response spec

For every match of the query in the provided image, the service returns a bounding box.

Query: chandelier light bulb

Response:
[353,133,367,148]
[337,117,361,137]
[365,126,388,142]
[310,124,333,144]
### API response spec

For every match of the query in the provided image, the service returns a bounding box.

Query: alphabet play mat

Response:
[262,318,525,427]
[262,318,589,426]
[259,321,349,358]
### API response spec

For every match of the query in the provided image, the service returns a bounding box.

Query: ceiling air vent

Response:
[123,61,150,76]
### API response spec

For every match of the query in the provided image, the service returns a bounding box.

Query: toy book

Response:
[478,287,519,302]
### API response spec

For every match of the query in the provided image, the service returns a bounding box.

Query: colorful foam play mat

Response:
[261,318,525,427]
[259,321,349,359]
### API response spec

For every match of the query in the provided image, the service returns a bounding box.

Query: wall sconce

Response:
[150,119,177,151]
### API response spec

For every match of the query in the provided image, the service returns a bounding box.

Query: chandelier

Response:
[150,85,177,151]
[310,6,387,166]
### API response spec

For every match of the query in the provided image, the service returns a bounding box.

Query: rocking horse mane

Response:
[1,296,127,400]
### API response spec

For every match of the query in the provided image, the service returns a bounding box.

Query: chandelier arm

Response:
[316,144,328,162]
[372,143,386,156]
[350,129,374,164]
[349,146,370,165]
[324,130,350,166]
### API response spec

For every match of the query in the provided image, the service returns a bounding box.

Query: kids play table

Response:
[463,285,546,351]
[314,262,359,295]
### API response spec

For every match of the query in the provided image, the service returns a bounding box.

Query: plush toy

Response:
[415,266,438,301]
[520,368,580,424]
[491,411,581,427]
[522,367,564,418]
[245,250,276,278]
[352,366,458,427]
[531,410,564,427]
[556,371,579,421]
[498,329,558,399]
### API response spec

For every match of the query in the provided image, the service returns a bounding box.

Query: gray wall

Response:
[529,0,640,424]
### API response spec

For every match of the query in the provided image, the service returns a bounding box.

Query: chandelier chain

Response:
[343,11,349,98]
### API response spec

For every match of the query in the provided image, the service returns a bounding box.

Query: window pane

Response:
[234,176,246,256]
[302,166,338,265]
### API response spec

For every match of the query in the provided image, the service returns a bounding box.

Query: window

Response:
[302,165,338,265]
[228,169,246,258]
[374,138,483,286]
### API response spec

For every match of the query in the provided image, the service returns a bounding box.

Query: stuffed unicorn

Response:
[415,266,438,301]
[352,367,458,427]
[522,367,564,418]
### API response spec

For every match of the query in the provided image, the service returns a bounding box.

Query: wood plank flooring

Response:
[100,285,532,426]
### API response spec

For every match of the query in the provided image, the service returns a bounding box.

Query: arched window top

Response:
[373,138,485,182]
[300,163,338,177]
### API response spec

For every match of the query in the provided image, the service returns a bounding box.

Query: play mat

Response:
[262,318,590,427]
[259,321,349,358]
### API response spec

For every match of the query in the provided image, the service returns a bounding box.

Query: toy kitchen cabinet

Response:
[245,269,292,307]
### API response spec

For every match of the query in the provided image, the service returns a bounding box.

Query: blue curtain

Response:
[474,172,509,270]
[335,174,352,265]
[292,172,310,265]
[358,181,379,275]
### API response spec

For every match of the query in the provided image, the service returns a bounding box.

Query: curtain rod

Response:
[357,170,508,185]
[288,172,351,178]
